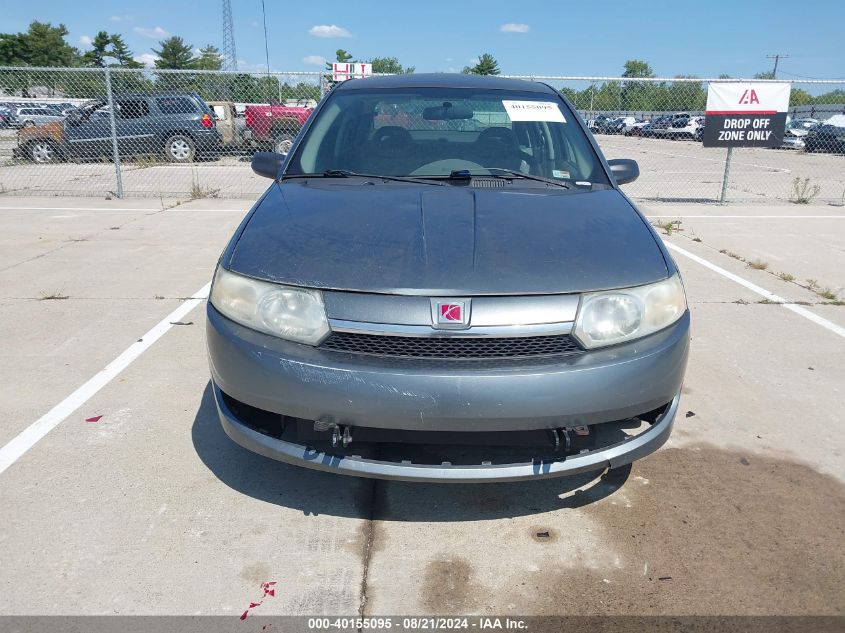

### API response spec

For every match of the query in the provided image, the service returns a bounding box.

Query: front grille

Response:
[320,331,583,360]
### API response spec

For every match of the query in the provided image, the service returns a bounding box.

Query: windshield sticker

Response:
[502,100,566,123]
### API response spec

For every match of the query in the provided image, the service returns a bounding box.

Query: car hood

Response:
[227,182,669,295]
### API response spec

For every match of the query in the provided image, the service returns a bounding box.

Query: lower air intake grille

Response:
[320,331,583,360]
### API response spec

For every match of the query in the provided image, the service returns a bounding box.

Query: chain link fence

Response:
[1,67,843,203]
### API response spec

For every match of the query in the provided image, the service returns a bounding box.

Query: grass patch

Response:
[818,288,838,301]
[790,177,821,204]
[656,219,682,235]
[806,278,818,290]
[777,272,795,282]
[39,290,69,301]
[189,168,221,200]
[747,259,768,270]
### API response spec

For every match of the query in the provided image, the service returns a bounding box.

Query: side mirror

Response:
[607,158,639,185]
[251,151,283,179]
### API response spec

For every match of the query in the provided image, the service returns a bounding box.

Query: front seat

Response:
[473,127,525,171]
[367,126,414,175]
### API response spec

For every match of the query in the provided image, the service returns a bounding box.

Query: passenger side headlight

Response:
[573,273,687,348]
[210,267,330,345]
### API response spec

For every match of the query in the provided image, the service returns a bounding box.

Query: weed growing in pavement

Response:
[747,259,769,270]
[790,177,821,204]
[777,272,795,282]
[39,290,69,300]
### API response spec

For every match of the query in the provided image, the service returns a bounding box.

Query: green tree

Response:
[81,31,111,67]
[789,88,813,107]
[110,34,141,68]
[367,56,414,74]
[0,21,80,66]
[195,45,223,70]
[463,53,500,75]
[622,59,655,78]
[153,36,196,69]
[82,31,142,69]
[753,70,776,79]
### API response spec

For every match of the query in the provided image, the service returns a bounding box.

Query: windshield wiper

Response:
[482,168,571,189]
[283,170,443,186]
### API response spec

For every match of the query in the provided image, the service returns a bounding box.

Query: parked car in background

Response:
[12,106,65,128]
[593,117,626,134]
[640,115,673,137]
[0,106,16,128]
[243,101,315,154]
[804,115,845,154]
[14,92,222,164]
[206,100,250,152]
[665,115,704,140]
[625,119,651,136]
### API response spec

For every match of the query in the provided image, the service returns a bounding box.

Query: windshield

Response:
[285,87,610,184]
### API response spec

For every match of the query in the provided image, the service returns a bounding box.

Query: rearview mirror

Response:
[607,158,639,185]
[422,103,473,120]
[251,151,283,179]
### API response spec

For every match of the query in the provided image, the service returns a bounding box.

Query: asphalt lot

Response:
[0,195,843,619]
[2,128,844,203]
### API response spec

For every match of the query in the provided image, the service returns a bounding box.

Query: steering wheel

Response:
[410,159,486,176]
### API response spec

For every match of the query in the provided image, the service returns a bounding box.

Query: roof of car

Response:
[336,73,557,94]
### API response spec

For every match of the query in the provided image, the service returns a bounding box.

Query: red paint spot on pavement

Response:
[85,415,102,423]
[240,581,278,621]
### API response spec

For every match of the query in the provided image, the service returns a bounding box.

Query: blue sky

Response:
[4,0,844,79]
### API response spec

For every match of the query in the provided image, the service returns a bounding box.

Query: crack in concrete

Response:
[357,479,379,623]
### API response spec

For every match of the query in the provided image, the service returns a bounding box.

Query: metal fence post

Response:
[103,67,124,199]
[718,147,733,205]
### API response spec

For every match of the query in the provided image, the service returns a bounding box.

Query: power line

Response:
[766,53,789,78]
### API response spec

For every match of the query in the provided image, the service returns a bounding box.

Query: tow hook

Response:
[330,425,353,448]
[550,428,572,452]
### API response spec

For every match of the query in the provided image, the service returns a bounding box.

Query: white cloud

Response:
[78,35,92,47]
[500,23,530,33]
[133,26,170,39]
[109,14,135,22]
[302,55,326,66]
[134,53,159,67]
[308,24,351,38]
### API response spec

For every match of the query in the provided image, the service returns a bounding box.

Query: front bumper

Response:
[207,305,689,432]
[207,305,689,481]
[214,382,680,482]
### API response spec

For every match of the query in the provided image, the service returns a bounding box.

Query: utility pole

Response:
[766,54,789,78]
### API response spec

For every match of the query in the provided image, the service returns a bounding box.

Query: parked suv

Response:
[15,92,221,163]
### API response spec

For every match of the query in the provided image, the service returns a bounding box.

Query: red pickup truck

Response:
[244,102,314,154]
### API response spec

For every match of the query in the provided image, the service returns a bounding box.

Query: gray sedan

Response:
[207,74,690,482]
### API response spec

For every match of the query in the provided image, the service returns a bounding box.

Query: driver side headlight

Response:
[210,267,330,345]
[573,273,687,348]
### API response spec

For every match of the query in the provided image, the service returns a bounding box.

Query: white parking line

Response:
[0,283,211,476]
[665,242,845,339]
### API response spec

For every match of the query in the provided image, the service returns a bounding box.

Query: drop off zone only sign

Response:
[703,83,790,148]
